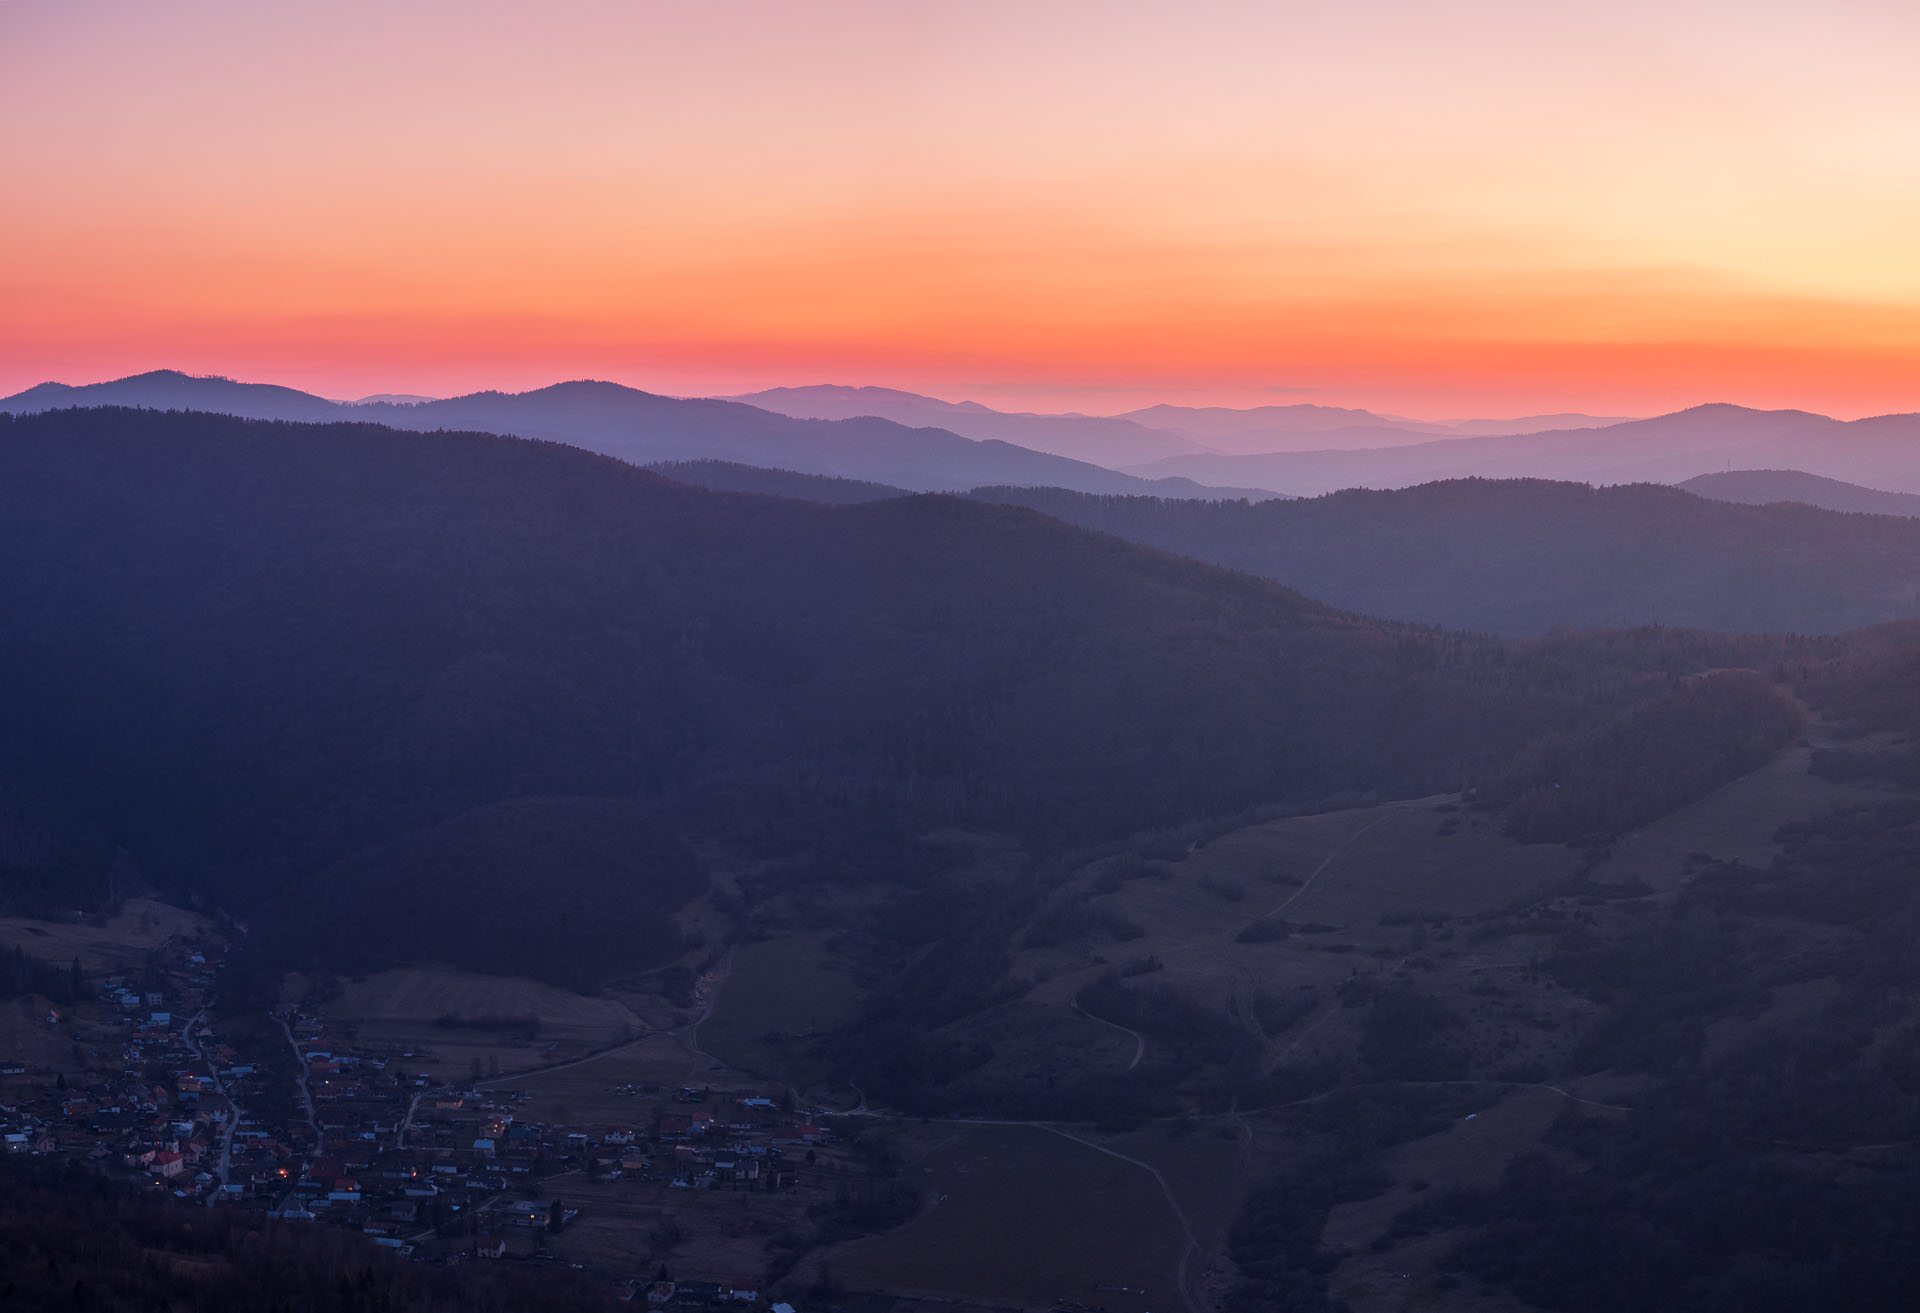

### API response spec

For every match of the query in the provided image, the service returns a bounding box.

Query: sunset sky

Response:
[5,0,1920,419]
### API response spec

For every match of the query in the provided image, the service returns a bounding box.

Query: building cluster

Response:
[3,936,837,1305]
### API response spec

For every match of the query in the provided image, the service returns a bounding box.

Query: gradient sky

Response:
[5,0,1920,419]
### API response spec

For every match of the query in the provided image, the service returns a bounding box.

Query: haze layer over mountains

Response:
[14,370,1920,502]
[0,372,1265,501]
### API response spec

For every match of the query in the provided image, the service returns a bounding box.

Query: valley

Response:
[5,407,1920,1312]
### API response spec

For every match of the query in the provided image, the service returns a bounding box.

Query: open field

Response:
[700,933,862,1082]
[834,1124,1185,1313]
[483,1033,702,1127]
[307,965,648,1083]
[1315,1084,1608,1313]
[1008,796,1595,1079]
[0,897,213,973]
[1136,797,1580,948]
[1106,1120,1251,1251]
[932,1000,1139,1093]
[1594,738,1884,892]
[0,995,106,1077]
[540,1172,821,1288]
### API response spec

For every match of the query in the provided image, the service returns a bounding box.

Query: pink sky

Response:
[5,0,1920,419]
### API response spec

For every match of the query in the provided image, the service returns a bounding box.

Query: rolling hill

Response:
[1679,468,1920,518]
[652,464,1920,636]
[969,478,1920,636]
[4,406,1761,982]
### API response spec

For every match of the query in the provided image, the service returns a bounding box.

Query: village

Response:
[0,933,859,1309]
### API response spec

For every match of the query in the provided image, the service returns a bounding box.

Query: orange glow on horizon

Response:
[5,0,1920,421]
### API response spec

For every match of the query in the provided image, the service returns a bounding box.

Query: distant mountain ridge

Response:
[17,372,1920,501]
[4,371,344,422]
[1125,403,1920,496]
[1113,402,1628,452]
[734,385,1629,458]
[0,370,1273,501]
[1679,469,1920,519]
[728,384,1210,465]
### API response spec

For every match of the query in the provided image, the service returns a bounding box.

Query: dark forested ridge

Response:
[970,479,1920,635]
[0,408,1807,984]
[646,458,909,504]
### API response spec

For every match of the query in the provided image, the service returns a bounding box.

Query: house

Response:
[270,1196,316,1221]
[504,1200,549,1230]
[152,1150,185,1178]
[646,1283,676,1306]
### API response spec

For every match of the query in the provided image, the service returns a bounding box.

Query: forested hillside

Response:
[0,409,1813,985]
[971,479,1920,635]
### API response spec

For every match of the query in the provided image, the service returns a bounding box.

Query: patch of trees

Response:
[1477,670,1803,843]
[1076,973,1251,1073]
[1430,1129,1920,1312]
[1226,1157,1382,1313]
[1358,983,1466,1080]
[229,797,704,995]
[2,947,87,1003]
[1425,780,1920,1309]
[1796,631,1920,735]
[431,1013,541,1036]
[0,787,118,917]
[0,1157,599,1313]
[1251,988,1317,1036]
[1022,891,1145,947]
[1227,1087,1473,1313]
[1809,744,1920,787]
